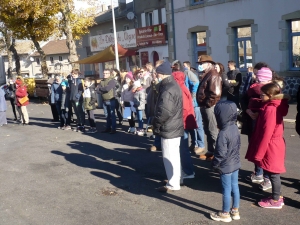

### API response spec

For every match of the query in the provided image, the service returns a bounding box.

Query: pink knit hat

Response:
[256,67,272,82]
[125,72,134,81]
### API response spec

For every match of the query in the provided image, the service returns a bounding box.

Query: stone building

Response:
[166,0,300,95]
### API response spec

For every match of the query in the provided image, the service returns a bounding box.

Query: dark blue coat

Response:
[212,101,241,174]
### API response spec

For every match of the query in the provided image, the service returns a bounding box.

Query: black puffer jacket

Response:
[212,101,241,174]
[152,76,184,139]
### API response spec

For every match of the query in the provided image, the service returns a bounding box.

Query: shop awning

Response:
[74,44,136,64]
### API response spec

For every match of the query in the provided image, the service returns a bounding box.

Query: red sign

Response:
[136,24,167,47]
[141,52,149,66]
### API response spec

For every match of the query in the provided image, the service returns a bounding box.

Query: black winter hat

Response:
[155,61,172,75]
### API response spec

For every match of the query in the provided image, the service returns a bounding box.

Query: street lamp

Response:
[111,0,119,70]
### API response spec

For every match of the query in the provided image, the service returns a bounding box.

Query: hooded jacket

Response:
[50,82,63,104]
[184,69,199,107]
[245,94,289,173]
[173,71,197,130]
[152,75,184,139]
[212,101,241,174]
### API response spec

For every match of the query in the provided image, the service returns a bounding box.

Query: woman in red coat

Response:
[15,76,29,125]
[246,82,289,209]
[172,70,197,179]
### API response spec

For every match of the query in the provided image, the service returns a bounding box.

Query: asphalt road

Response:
[0,100,299,225]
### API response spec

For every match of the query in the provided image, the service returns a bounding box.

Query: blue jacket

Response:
[212,101,241,174]
[51,82,63,104]
[184,70,199,107]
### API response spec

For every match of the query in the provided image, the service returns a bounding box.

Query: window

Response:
[191,0,204,5]
[235,26,252,70]
[110,28,113,33]
[59,56,63,61]
[123,24,129,31]
[36,58,40,65]
[147,12,153,26]
[50,57,54,64]
[194,31,207,63]
[290,20,300,69]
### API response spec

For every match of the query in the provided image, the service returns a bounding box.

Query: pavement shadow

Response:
[51,141,217,216]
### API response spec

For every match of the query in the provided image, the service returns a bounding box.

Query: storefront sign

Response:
[136,24,167,47]
[90,29,136,52]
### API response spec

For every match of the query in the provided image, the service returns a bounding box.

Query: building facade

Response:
[166,0,300,95]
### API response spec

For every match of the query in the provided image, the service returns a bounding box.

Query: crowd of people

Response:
[1,55,300,223]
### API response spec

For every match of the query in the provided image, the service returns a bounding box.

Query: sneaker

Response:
[194,147,205,155]
[86,128,97,133]
[210,212,232,222]
[77,126,85,133]
[64,125,72,130]
[260,196,284,206]
[182,172,195,179]
[258,198,283,209]
[230,209,240,220]
[58,126,64,130]
[245,173,264,183]
[129,127,136,134]
[156,186,174,193]
[259,178,272,191]
[137,129,144,136]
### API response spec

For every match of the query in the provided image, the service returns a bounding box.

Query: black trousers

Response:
[10,98,18,119]
[50,104,59,121]
[87,110,96,128]
[115,98,123,122]
[264,171,281,200]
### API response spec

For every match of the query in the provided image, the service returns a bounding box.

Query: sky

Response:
[74,0,133,10]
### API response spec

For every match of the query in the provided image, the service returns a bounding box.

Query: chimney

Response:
[118,0,126,13]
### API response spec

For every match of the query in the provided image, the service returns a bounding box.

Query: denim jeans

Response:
[220,170,240,212]
[102,99,116,130]
[136,110,143,129]
[180,129,194,176]
[190,107,205,148]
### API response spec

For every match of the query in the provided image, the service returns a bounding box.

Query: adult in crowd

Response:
[121,72,135,134]
[47,76,59,122]
[112,69,123,125]
[215,62,230,101]
[153,60,184,192]
[15,76,30,125]
[97,69,117,134]
[83,78,97,133]
[172,64,198,180]
[50,75,63,129]
[227,61,242,108]
[146,68,162,152]
[0,84,7,126]
[69,69,85,132]
[146,62,155,77]
[182,60,205,155]
[7,79,18,121]
[296,83,300,136]
[196,55,222,161]
[60,80,71,130]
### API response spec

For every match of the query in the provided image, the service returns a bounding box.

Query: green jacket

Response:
[98,77,116,101]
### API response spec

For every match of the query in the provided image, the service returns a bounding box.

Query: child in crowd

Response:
[121,72,135,133]
[210,101,241,222]
[246,82,289,209]
[83,78,97,133]
[132,80,146,136]
[60,81,71,130]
